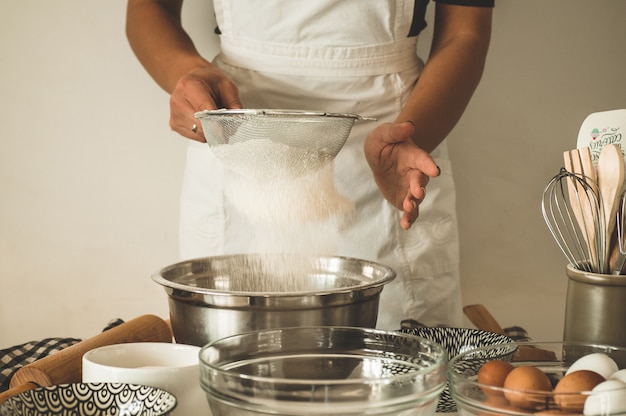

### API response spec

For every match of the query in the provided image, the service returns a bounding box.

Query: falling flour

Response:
[213,139,355,225]
[211,139,356,290]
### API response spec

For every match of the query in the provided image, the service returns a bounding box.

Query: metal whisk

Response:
[542,168,606,273]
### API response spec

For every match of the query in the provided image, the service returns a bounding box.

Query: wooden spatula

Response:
[463,304,556,362]
[463,304,505,334]
[597,144,625,272]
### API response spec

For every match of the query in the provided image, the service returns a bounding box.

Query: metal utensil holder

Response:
[564,264,626,348]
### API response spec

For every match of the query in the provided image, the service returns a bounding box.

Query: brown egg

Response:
[553,370,605,413]
[503,366,552,410]
[478,360,515,396]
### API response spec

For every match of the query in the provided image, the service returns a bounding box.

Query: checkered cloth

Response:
[0,319,124,392]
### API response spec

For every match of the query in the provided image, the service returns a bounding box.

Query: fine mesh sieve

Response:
[194,109,374,158]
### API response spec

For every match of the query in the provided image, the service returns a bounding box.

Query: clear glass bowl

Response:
[447,341,626,416]
[199,326,447,416]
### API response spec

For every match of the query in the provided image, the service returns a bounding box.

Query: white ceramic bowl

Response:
[82,342,208,416]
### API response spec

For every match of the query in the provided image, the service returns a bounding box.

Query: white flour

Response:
[211,139,355,291]
[213,139,354,225]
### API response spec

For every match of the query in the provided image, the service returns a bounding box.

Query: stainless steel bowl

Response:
[151,254,396,346]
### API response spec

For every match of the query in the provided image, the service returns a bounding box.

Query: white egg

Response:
[566,353,619,379]
[583,380,626,416]
[609,368,626,383]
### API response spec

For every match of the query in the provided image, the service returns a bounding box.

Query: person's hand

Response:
[169,66,243,141]
[364,121,440,230]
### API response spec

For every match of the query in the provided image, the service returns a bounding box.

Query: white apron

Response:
[180,0,463,328]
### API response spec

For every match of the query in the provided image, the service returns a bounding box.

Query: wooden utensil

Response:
[4,314,172,401]
[611,189,626,274]
[463,304,556,362]
[463,304,505,334]
[0,382,38,405]
[597,144,626,273]
[563,147,601,271]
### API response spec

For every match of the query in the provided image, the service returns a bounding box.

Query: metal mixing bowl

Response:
[199,326,447,416]
[151,254,396,346]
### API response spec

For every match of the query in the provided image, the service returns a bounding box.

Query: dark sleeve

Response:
[408,0,494,37]
[435,0,494,7]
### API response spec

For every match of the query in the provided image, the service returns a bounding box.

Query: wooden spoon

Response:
[597,144,625,273]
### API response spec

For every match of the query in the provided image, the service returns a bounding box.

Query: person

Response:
[125,0,493,329]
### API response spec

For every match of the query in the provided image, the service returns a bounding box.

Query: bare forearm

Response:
[126,0,211,93]
[396,4,492,153]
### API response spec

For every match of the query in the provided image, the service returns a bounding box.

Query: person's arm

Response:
[125,0,241,141]
[126,0,207,93]
[365,3,492,229]
[397,3,493,151]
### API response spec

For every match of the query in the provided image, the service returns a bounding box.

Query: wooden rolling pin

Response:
[8,314,172,391]
[0,382,38,404]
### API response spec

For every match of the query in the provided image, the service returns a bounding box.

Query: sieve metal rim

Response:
[194,108,376,121]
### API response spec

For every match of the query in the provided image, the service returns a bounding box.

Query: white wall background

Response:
[1,0,625,346]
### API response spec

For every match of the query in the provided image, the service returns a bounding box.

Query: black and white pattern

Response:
[366,330,440,377]
[0,383,177,416]
[399,327,515,413]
